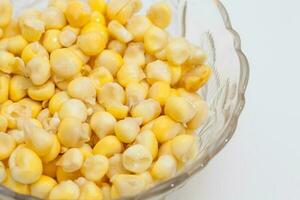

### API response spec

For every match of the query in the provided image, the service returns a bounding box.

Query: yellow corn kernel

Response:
[78,180,104,200]
[187,99,209,130]
[57,148,83,173]
[126,15,151,42]
[59,99,87,122]
[81,155,109,182]
[65,0,91,28]
[107,40,126,55]
[100,183,111,200]
[117,64,145,87]
[88,0,106,13]
[151,154,177,181]
[0,115,8,132]
[48,0,70,12]
[125,82,148,106]
[0,28,2,38]
[21,42,49,64]
[93,135,123,157]
[7,130,23,145]
[58,118,90,148]
[166,37,190,65]
[0,132,16,160]
[131,99,161,124]
[122,144,153,173]
[146,60,171,84]
[147,1,172,29]
[180,64,212,92]
[0,73,10,103]
[41,135,61,163]
[0,0,13,28]
[81,22,108,39]
[79,32,106,56]
[43,160,57,178]
[56,167,81,183]
[0,38,8,50]
[0,161,6,182]
[62,25,80,35]
[94,50,123,76]
[148,81,171,105]
[187,45,207,65]
[2,169,29,195]
[89,67,114,91]
[114,118,141,143]
[9,75,31,102]
[108,20,133,43]
[171,134,198,163]
[18,98,42,118]
[41,7,66,30]
[164,96,196,123]
[48,91,70,114]
[50,48,82,79]
[27,81,55,101]
[59,29,77,47]
[135,130,158,159]
[7,35,28,55]
[0,50,15,74]
[30,175,57,199]
[158,140,172,156]
[49,180,80,200]
[105,102,129,120]
[91,11,106,25]
[26,56,50,86]
[107,154,129,179]
[3,19,19,38]
[169,64,182,86]
[97,82,125,106]
[18,9,41,27]
[67,77,96,104]
[111,174,146,197]
[151,115,181,143]
[79,144,93,161]
[42,29,62,52]
[1,102,30,129]
[20,17,45,42]
[144,26,168,54]
[90,111,116,139]
[9,57,26,76]
[123,42,145,67]
[9,145,43,184]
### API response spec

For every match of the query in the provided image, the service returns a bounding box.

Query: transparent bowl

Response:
[0,0,249,199]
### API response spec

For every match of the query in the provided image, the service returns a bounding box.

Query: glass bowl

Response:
[0,0,249,199]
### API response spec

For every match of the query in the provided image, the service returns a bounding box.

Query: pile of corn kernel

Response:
[0,0,212,199]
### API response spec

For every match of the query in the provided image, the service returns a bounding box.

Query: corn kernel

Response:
[114,117,141,143]
[135,130,158,159]
[3,19,20,38]
[43,160,57,178]
[126,15,151,42]
[187,45,207,65]
[78,32,107,56]
[0,38,9,50]
[117,64,145,87]
[111,174,146,197]
[78,180,104,200]
[107,154,129,179]
[18,98,42,118]
[94,50,123,76]
[144,26,168,54]
[187,99,209,130]
[93,135,123,157]
[50,48,82,79]
[97,82,125,106]
[158,140,172,157]
[107,40,126,55]
[20,17,45,42]
[56,167,81,183]
[171,134,198,163]
[30,175,57,199]
[59,99,87,122]
[41,7,66,30]
[123,42,145,67]
[169,64,182,86]
[166,37,190,65]
[91,11,106,25]
[9,75,31,102]
[108,20,133,43]
[147,1,172,29]
[48,0,70,12]
[67,77,96,104]
[146,60,171,84]
[69,45,90,64]
[59,29,77,47]
[151,154,177,181]
[90,111,116,139]
[81,22,108,40]
[0,50,15,74]
[0,73,10,103]
[57,148,83,173]
[81,155,109,181]
[0,132,16,160]
[7,35,28,55]
[28,81,55,101]
[105,102,129,120]
[125,82,148,106]
[131,99,161,124]
[0,115,8,132]
[49,180,80,200]
[65,0,91,28]
[26,56,51,86]
[0,0,13,28]
[88,0,106,13]
[21,42,49,64]
[148,81,171,105]
[18,9,41,28]
[58,118,90,148]
[1,102,31,129]
[79,144,93,161]
[101,183,111,200]
[9,145,43,184]
[48,92,69,114]
[122,144,152,173]
[2,169,29,195]
[42,29,62,52]
[62,25,80,35]
[42,135,61,163]
[0,161,6,183]
[151,115,181,143]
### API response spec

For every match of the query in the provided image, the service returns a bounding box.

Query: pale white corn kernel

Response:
[107,40,126,55]
[147,1,172,29]
[57,148,83,173]
[131,99,161,124]
[111,174,147,197]
[144,26,168,54]
[123,42,145,67]
[59,99,88,122]
[97,82,125,106]
[81,155,109,182]
[0,132,16,160]
[125,82,148,107]
[146,60,171,84]
[108,20,133,43]
[187,45,207,65]
[90,111,117,139]
[126,15,152,42]
[26,56,51,86]
[107,0,141,24]
[117,64,145,87]
[94,49,123,76]
[151,154,177,180]
[7,130,24,144]
[166,37,190,65]
[20,17,45,42]
[135,130,158,159]
[67,77,96,104]
[114,117,141,143]
[48,180,80,200]
[171,134,199,163]
[41,6,66,30]
[59,29,77,47]
[107,154,129,179]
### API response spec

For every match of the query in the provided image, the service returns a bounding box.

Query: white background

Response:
[169,0,300,199]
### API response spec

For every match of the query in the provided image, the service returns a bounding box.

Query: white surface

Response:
[169,0,300,199]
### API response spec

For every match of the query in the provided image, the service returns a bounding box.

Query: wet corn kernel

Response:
[166,37,190,65]
[2,19,19,38]
[135,130,158,159]
[78,32,107,56]
[107,40,126,55]
[151,154,177,181]
[97,82,125,106]
[171,134,198,163]
[26,56,51,86]
[117,64,145,87]
[59,28,77,47]
[125,82,148,106]
[93,135,123,158]
[126,15,152,42]
[78,180,104,200]
[28,81,55,101]
[108,20,133,43]
[67,77,96,104]
[147,1,172,29]
[59,99,88,122]
[21,42,49,64]
[49,180,80,200]
[131,99,161,124]
[114,117,141,143]
[41,6,66,30]
[90,111,116,139]
[148,81,171,105]
[65,0,91,28]
[111,174,147,197]
[57,148,83,173]
[30,175,57,199]
[94,49,123,76]
[123,42,145,67]
[146,60,171,84]
[48,0,70,12]
[42,29,62,52]
[144,26,168,54]
[81,155,109,182]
